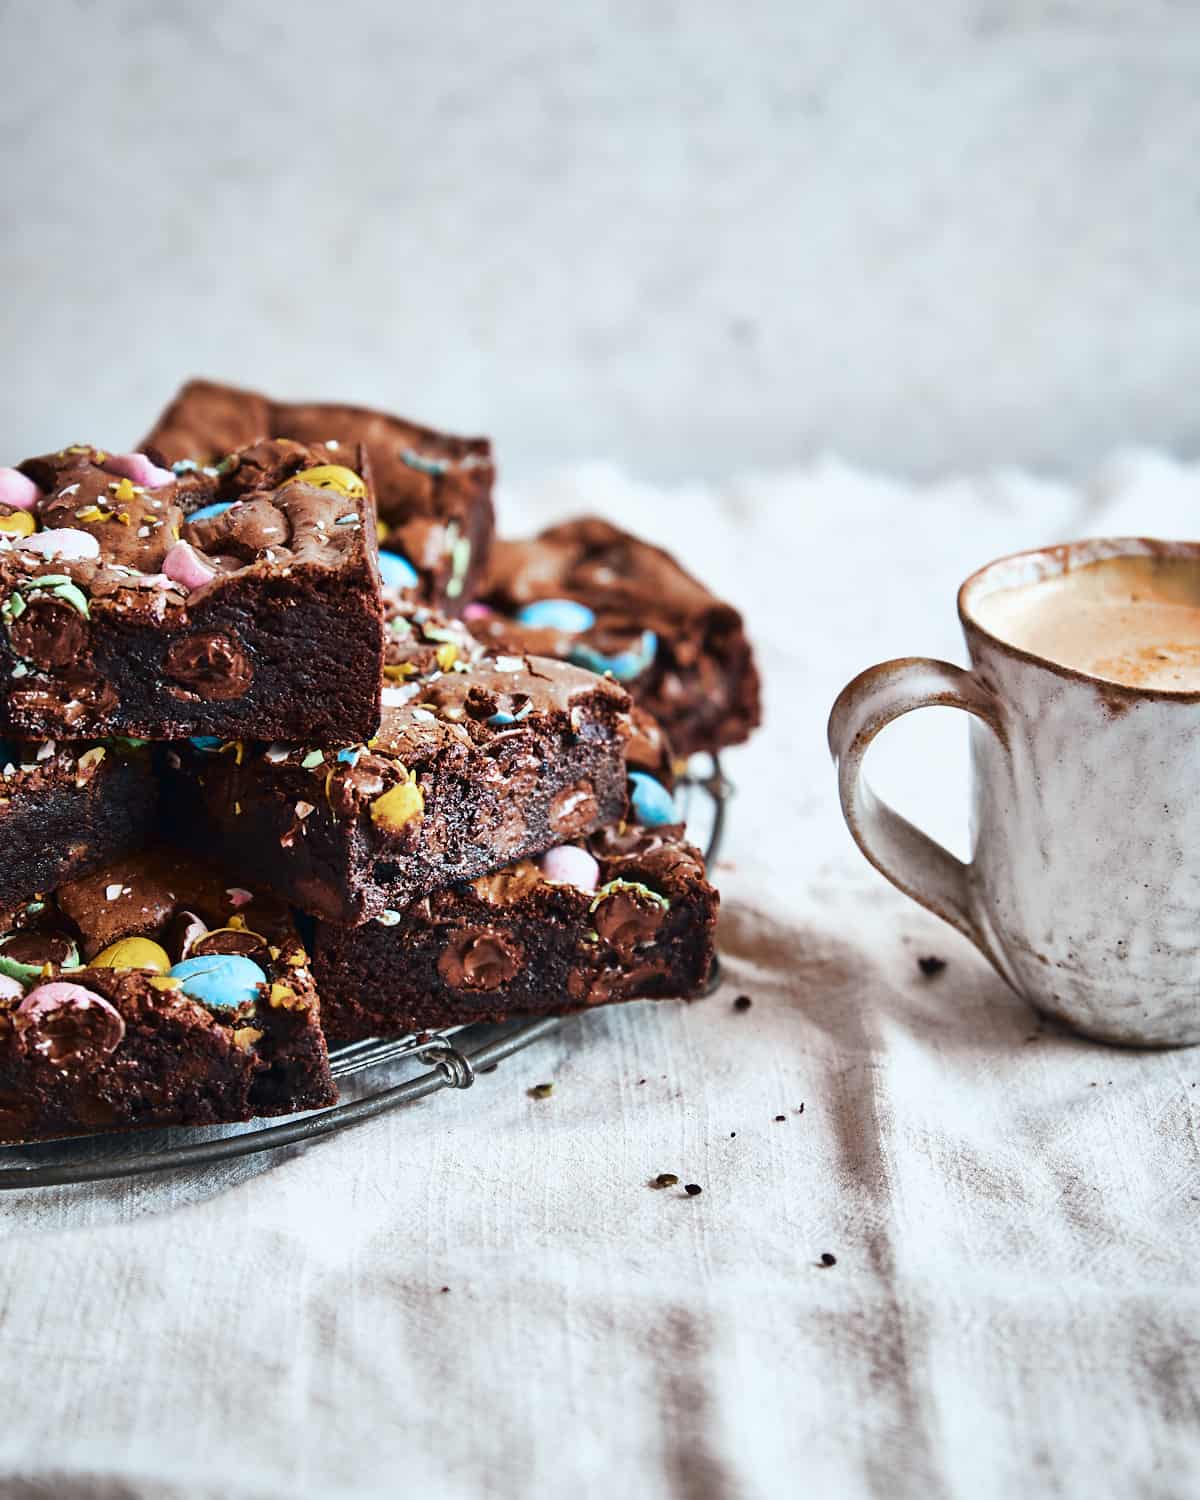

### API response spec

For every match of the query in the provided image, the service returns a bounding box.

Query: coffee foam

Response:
[972,555,1200,691]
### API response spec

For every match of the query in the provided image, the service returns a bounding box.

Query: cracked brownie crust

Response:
[143,379,495,611]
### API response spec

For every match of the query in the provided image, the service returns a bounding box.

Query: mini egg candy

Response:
[463,602,494,621]
[0,510,37,538]
[538,844,601,892]
[0,930,80,983]
[102,452,175,489]
[163,909,208,962]
[0,467,41,511]
[162,540,217,591]
[189,736,224,751]
[187,500,235,524]
[17,981,126,1062]
[378,551,420,591]
[90,937,172,974]
[283,464,367,500]
[191,926,268,958]
[488,692,532,727]
[569,629,658,683]
[15,527,101,561]
[516,598,596,634]
[628,771,677,827]
[0,974,24,1003]
[370,779,425,832]
[169,954,267,1010]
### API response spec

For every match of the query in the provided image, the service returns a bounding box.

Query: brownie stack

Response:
[0,384,758,1144]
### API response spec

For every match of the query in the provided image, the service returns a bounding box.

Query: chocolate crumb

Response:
[528,1082,554,1099]
[819,1253,837,1267]
[440,1286,450,1294]
[654,1172,679,1189]
[733,995,752,1011]
[795,1104,805,1115]
[917,956,946,978]
[684,1183,703,1197]
[730,1132,737,1138]
[774,1114,786,1123]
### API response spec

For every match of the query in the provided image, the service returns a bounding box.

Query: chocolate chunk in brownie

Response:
[310,819,717,1040]
[0,440,383,742]
[142,379,494,612]
[0,736,157,911]
[163,602,634,925]
[0,848,335,1143]
[467,517,761,757]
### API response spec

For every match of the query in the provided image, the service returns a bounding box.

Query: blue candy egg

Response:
[169,954,267,1010]
[515,598,596,634]
[187,501,235,524]
[189,736,223,752]
[569,629,658,683]
[379,551,420,590]
[629,771,676,827]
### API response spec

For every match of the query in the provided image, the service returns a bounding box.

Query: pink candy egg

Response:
[17,981,126,1063]
[463,602,494,621]
[0,467,41,511]
[15,527,101,560]
[102,452,175,489]
[538,844,601,892]
[163,540,217,592]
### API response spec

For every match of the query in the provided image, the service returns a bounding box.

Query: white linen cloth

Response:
[3,453,1200,1500]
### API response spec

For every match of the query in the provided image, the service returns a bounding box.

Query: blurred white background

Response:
[3,0,1199,482]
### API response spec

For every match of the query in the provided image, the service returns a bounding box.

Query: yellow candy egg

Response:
[0,511,37,538]
[370,779,425,833]
[284,465,366,500]
[90,937,172,974]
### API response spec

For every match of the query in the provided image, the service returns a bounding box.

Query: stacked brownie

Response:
[0,384,748,1144]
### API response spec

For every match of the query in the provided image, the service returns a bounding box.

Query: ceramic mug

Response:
[828,537,1200,1047]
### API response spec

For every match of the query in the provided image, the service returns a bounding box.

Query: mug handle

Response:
[827,657,1008,964]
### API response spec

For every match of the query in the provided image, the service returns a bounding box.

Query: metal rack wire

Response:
[0,755,731,1189]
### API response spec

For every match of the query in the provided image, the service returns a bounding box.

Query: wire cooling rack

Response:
[0,755,731,1189]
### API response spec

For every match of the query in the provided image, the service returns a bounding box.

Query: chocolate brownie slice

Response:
[0,736,157,911]
[310,821,718,1041]
[143,379,494,611]
[469,517,761,757]
[163,604,634,924]
[0,848,335,1143]
[0,440,383,742]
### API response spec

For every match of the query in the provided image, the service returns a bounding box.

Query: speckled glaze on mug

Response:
[829,538,1200,1047]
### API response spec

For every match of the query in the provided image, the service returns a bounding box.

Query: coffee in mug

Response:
[829,538,1200,1047]
[973,553,1200,692]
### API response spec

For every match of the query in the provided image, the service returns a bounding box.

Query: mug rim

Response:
[956,535,1200,703]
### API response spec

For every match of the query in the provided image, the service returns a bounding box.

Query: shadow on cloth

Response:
[715,896,1064,1060]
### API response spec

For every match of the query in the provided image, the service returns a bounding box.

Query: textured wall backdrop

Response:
[2,0,1199,481]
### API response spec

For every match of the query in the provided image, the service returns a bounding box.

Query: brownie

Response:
[163,604,635,925]
[310,820,719,1041]
[468,517,761,757]
[0,439,383,742]
[0,736,157,911]
[0,848,335,1143]
[143,379,495,611]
